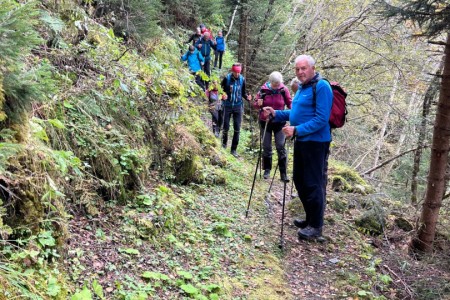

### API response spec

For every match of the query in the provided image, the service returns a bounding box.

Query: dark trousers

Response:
[214,51,224,69]
[211,107,223,132]
[222,106,243,151]
[203,59,211,89]
[203,59,211,76]
[192,72,205,91]
[260,121,287,173]
[293,141,330,229]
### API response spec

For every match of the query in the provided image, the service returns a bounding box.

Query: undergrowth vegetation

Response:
[0,1,232,297]
[2,1,450,300]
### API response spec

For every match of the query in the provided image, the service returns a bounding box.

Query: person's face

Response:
[196,28,201,34]
[291,82,299,93]
[232,71,240,78]
[271,81,280,89]
[218,32,223,37]
[295,59,315,84]
[204,34,210,41]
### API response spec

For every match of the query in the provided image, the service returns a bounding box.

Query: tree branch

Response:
[361,145,429,176]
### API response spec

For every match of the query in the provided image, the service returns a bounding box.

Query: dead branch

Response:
[361,145,429,176]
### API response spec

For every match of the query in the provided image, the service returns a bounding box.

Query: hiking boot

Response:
[293,219,308,229]
[214,130,219,138]
[231,150,239,158]
[263,169,270,179]
[298,226,322,240]
[280,172,289,182]
[222,144,226,149]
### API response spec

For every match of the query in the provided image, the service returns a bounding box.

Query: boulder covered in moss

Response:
[329,159,373,194]
[355,209,386,236]
[395,217,414,232]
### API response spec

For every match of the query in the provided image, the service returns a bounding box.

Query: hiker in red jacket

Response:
[253,71,292,181]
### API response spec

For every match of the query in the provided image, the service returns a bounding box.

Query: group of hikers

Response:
[181,24,226,90]
[181,29,334,241]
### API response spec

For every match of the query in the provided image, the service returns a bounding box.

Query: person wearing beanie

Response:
[220,63,252,157]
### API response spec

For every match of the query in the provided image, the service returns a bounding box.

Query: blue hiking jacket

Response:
[215,36,226,52]
[221,73,247,108]
[195,37,217,61]
[274,73,333,142]
[181,49,204,73]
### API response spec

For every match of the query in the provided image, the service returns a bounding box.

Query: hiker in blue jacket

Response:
[195,32,216,81]
[214,31,226,69]
[263,55,332,241]
[221,63,252,157]
[181,45,205,90]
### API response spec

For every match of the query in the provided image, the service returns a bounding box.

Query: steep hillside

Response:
[2,1,450,300]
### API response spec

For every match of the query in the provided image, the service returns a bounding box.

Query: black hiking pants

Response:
[222,105,243,151]
[260,121,287,174]
[214,51,224,69]
[293,141,330,229]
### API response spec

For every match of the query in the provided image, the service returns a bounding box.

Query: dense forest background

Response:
[1,0,450,299]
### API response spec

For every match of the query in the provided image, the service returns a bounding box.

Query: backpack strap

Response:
[311,78,328,106]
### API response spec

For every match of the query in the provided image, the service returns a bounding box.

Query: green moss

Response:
[329,197,348,213]
[221,253,292,300]
[355,210,385,236]
[329,159,373,194]
[287,198,304,215]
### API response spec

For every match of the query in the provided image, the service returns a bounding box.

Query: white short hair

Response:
[269,71,283,84]
[290,77,300,86]
[294,55,315,67]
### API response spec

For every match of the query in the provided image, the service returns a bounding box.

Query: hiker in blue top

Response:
[214,30,226,69]
[181,45,205,90]
[221,63,252,157]
[263,55,332,241]
[195,32,216,82]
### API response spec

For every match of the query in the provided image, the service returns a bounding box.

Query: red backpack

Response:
[312,79,347,128]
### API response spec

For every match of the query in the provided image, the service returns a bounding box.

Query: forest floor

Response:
[266,169,450,300]
[63,123,450,299]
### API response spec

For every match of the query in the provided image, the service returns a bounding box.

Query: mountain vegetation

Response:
[1,0,450,299]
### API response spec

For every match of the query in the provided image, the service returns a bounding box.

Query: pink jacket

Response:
[253,82,292,121]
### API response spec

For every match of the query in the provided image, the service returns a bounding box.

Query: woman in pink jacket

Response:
[253,71,292,181]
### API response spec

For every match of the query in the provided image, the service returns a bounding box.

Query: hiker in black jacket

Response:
[186,27,202,46]
[195,32,216,80]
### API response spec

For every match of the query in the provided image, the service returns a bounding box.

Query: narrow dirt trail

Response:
[263,178,359,300]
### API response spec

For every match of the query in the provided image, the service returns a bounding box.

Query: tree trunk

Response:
[237,1,247,65]
[248,0,275,66]
[412,33,450,253]
[369,71,399,179]
[225,0,240,42]
[410,63,442,205]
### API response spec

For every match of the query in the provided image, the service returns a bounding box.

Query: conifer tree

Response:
[380,0,450,252]
[0,0,52,126]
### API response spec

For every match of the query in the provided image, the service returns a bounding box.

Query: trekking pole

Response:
[289,176,295,200]
[279,138,290,249]
[258,109,265,179]
[248,95,255,152]
[245,115,271,218]
[264,161,278,204]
